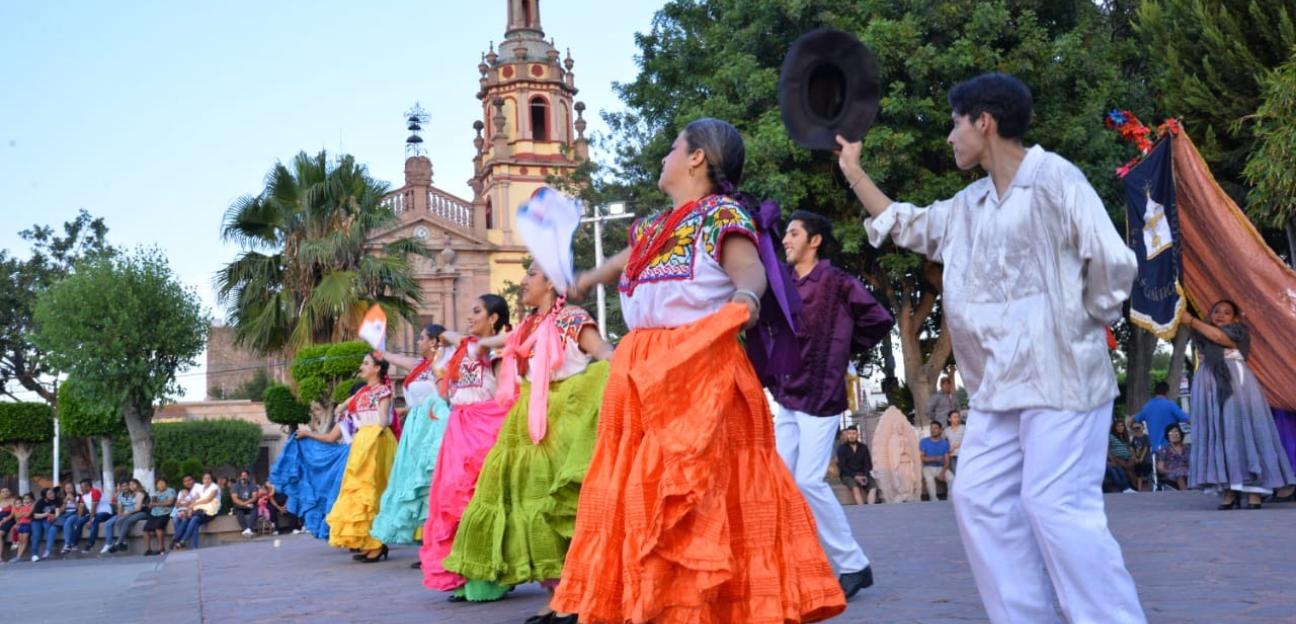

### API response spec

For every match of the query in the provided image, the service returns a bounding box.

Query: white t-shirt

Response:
[190,483,221,515]
[85,489,113,515]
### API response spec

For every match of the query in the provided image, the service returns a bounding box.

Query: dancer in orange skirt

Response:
[552,118,846,624]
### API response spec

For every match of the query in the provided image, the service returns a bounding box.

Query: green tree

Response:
[58,377,125,491]
[289,340,371,431]
[1134,0,1296,258]
[263,383,310,428]
[599,0,1146,420]
[33,248,209,486]
[0,210,114,479]
[1240,51,1296,261]
[216,151,432,357]
[0,402,53,494]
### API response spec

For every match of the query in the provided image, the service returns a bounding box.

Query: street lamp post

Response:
[581,201,634,338]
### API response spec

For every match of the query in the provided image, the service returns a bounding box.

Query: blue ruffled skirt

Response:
[270,436,351,540]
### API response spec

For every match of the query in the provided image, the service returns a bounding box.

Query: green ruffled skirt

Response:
[442,360,609,586]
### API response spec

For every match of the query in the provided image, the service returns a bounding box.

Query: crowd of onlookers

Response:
[0,469,302,564]
[833,379,1198,505]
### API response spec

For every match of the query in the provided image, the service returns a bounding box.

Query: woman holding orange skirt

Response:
[552,118,845,624]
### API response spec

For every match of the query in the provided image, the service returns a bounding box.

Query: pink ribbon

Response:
[495,305,565,444]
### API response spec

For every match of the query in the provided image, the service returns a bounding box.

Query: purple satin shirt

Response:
[770,260,894,417]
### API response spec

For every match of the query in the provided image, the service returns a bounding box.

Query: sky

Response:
[0,1,664,402]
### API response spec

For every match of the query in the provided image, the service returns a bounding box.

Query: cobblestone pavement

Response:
[2,491,1292,623]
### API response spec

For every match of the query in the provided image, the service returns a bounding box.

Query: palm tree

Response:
[216,151,430,355]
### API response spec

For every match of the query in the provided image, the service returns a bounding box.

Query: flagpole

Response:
[581,202,634,338]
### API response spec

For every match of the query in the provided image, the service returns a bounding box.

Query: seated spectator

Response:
[170,475,195,538]
[112,479,152,553]
[101,480,143,554]
[0,487,15,552]
[30,487,61,561]
[74,479,115,552]
[835,427,874,505]
[143,478,176,556]
[945,411,965,474]
[173,472,221,550]
[265,484,302,535]
[12,493,35,562]
[1106,421,1137,493]
[230,469,259,537]
[52,483,79,555]
[217,476,234,515]
[1157,423,1191,491]
[1134,381,1189,452]
[1129,422,1153,491]
[919,421,952,502]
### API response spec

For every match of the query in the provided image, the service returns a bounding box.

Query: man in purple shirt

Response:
[771,210,894,599]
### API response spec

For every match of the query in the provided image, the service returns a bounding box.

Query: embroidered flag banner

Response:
[1122,137,1183,339]
[358,305,387,352]
[516,187,580,295]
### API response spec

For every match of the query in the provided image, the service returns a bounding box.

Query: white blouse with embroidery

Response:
[618,194,758,330]
[521,306,596,383]
[449,343,498,405]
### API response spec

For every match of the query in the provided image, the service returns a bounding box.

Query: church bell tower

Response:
[470,0,589,295]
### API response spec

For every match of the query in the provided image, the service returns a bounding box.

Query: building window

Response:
[485,198,494,229]
[530,97,548,141]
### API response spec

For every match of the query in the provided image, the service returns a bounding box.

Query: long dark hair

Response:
[479,294,511,333]
[422,324,447,342]
[365,353,391,384]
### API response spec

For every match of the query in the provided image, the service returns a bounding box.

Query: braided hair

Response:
[682,117,767,221]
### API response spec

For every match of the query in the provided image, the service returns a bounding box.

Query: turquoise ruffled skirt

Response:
[370,391,452,544]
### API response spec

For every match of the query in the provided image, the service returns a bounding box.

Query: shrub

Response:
[179,457,204,481]
[0,402,54,445]
[263,384,310,426]
[159,459,181,485]
[291,341,370,403]
[153,420,261,472]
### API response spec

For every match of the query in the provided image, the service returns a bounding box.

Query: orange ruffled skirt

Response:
[551,304,846,624]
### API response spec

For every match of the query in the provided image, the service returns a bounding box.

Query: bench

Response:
[27,514,256,556]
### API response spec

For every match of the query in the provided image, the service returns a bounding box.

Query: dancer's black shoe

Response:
[839,565,874,599]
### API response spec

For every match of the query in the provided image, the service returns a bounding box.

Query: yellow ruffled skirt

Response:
[325,425,397,551]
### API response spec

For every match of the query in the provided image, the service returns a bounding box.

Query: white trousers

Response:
[922,465,950,501]
[774,405,869,574]
[951,402,1146,624]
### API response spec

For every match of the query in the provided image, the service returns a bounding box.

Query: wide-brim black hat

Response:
[779,28,881,151]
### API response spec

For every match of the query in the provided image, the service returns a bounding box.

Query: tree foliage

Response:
[57,377,123,437]
[0,402,53,445]
[152,419,262,472]
[1134,0,1296,216]
[1240,51,1296,231]
[597,0,1147,417]
[290,340,371,404]
[263,383,310,426]
[32,247,209,483]
[216,151,432,356]
[0,210,113,403]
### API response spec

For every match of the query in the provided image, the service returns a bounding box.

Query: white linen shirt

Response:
[865,146,1137,413]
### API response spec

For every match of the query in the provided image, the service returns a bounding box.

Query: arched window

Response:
[530,97,549,141]
[485,198,494,229]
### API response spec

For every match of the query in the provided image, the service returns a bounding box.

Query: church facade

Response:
[368,0,588,357]
[207,0,587,397]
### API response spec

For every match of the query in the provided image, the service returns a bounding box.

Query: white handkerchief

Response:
[516,187,581,295]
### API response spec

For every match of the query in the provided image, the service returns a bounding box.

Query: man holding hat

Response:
[835,73,1146,623]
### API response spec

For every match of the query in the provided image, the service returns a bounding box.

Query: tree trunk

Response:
[896,298,954,428]
[7,443,34,495]
[1286,220,1296,268]
[1125,326,1158,416]
[99,436,115,494]
[1166,326,1191,398]
[122,402,156,486]
[69,436,97,486]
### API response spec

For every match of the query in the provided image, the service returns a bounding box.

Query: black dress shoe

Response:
[549,615,578,624]
[447,593,468,603]
[409,561,422,569]
[523,613,553,624]
[839,565,874,599]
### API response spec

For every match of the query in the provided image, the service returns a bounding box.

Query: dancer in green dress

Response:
[443,262,612,622]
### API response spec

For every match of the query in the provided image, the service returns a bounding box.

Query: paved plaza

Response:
[2,491,1292,623]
